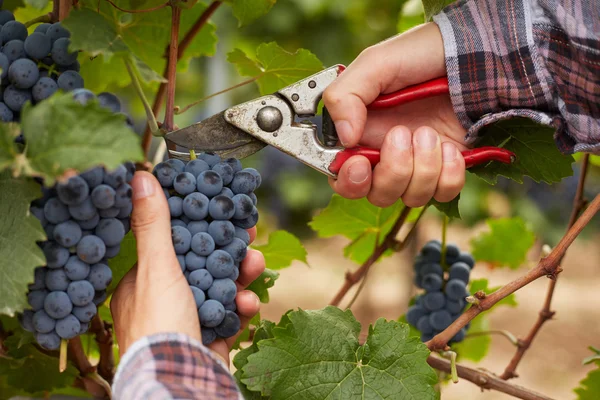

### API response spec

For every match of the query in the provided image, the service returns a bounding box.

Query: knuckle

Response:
[322,87,343,108]
[402,194,431,208]
[368,193,396,208]
[131,208,162,232]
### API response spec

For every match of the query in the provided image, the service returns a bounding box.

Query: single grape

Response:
[29,267,46,290]
[45,268,70,291]
[80,166,104,187]
[208,195,235,220]
[33,310,56,333]
[171,219,186,228]
[231,194,254,219]
[124,161,136,181]
[243,168,262,188]
[67,280,95,306]
[114,183,132,208]
[72,302,97,323]
[168,196,183,217]
[234,226,250,245]
[207,278,236,304]
[4,84,32,111]
[95,218,125,247]
[53,220,82,247]
[46,23,70,43]
[211,162,234,185]
[117,203,132,219]
[43,242,70,268]
[0,102,13,121]
[228,267,239,281]
[215,311,241,338]
[230,171,257,195]
[174,172,197,195]
[196,170,223,197]
[198,153,221,167]
[184,159,210,177]
[198,299,225,328]
[449,262,470,284]
[191,232,215,256]
[223,158,242,173]
[429,310,453,331]
[421,273,443,292]
[224,302,236,312]
[88,263,112,291]
[190,286,206,308]
[57,176,89,206]
[91,184,116,209]
[32,76,58,102]
[77,213,100,230]
[98,207,120,218]
[57,70,84,91]
[19,310,35,332]
[1,21,27,43]
[153,162,178,187]
[34,23,52,34]
[421,240,442,262]
[51,37,78,66]
[55,314,81,339]
[44,291,73,319]
[182,192,209,220]
[444,244,460,264]
[68,198,96,221]
[188,220,208,236]
[8,58,39,89]
[406,304,427,327]
[97,92,121,113]
[232,206,258,229]
[185,251,206,270]
[76,235,106,264]
[445,279,468,301]
[0,10,15,25]
[188,268,213,291]
[2,40,25,63]
[103,165,127,188]
[219,187,234,198]
[457,252,475,269]
[220,238,247,263]
[93,290,107,306]
[64,256,90,280]
[171,225,192,254]
[24,32,51,59]
[418,263,443,277]
[422,291,446,312]
[416,315,434,335]
[28,289,48,311]
[206,249,235,278]
[208,220,235,246]
[36,331,61,350]
[201,327,217,346]
[446,299,465,314]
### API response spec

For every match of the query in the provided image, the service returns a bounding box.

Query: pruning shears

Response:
[164,65,516,178]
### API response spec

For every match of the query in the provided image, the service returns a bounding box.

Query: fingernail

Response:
[132,173,155,200]
[415,128,438,150]
[442,142,457,163]
[391,128,411,151]
[334,120,352,147]
[348,162,369,184]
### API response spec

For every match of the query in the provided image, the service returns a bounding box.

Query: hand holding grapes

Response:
[322,23,467,208]
[110,172,264,364]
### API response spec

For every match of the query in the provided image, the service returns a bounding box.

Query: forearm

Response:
[112,333,241,400]
[433,0,600,154]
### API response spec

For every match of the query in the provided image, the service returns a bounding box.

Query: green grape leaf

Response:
[24,0,48,9]
[0,123,21,171]
[398,314,422,339]
[252,230,307,270]
[228,42,323,95]
[309,195,405,264]
[225,0,277,26]
[583,347,600,366]
[421,0,456,21]
[241,307,438,399]
[247,268,279,303]
[0,173,45,316]
[107,231,137,294]
[470,217,535,269]
[0,335,79,393]
[15,93,143,185]
[429,194,461,219]
[574,362,600,400]
[469,119,574,185]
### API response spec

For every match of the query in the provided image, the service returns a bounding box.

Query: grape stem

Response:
[104,0,169,14]
[141,1,223,158]
[59,339,68,372]
[162,5,181,133]
[499,154,591,380]
[124,58,160,135]
[90,314,115,384]
[465,330,519,346]
[425,191,600,352]
[440,351,458,383]
[24,13,53,28]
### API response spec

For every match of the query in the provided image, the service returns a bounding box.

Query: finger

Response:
[236,249,265,290]
[247,227,257,244]
[328,155,372,200]
[130,171,179,279]
[224,290,260,348]
[433,142,466,202]
[367,126,414,207]
[402,126,443,207]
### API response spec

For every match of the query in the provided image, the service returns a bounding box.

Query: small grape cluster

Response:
[406,240,475,344]
[19,91,134,350]
[153,153,260,346]
[0,7,84,122]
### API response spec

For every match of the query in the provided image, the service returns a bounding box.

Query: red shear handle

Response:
[328,146,516,175]
[368,77,450,110]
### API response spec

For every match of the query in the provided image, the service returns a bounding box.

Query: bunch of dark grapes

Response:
[153,153,260,345]
[406,240,475,344]
[19,91,134,350]
[0,7,83,123]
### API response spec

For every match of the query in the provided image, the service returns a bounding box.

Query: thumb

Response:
[130,171,178,271]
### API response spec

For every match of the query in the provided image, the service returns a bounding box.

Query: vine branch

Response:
[329,206,413,307]
[162,5,182,132]
[105,0,169,14]
[141,1,223,156]
[90,315,115,384]
[24,14,53,28]
[426,192,600,350]
[427,356,555,400]
[68,337,111,398]
[500,154,591,380]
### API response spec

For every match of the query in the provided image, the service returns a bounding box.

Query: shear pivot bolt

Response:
[256,106,283,132]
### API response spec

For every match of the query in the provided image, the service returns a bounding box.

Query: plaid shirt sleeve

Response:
[433,0,600,154]
[112,333,242,400]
